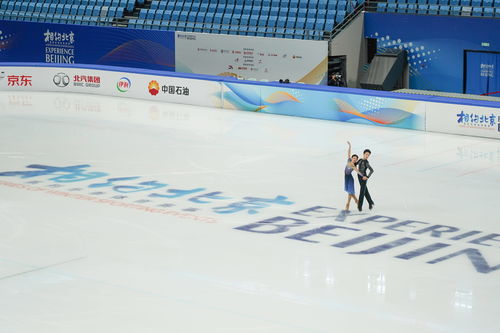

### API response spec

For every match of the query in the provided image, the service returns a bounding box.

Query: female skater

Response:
[344,141,361,211]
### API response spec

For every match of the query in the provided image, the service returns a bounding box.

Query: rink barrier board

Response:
[0,63,498,139]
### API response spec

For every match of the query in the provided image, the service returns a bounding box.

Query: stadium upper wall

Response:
[364,13,500,94]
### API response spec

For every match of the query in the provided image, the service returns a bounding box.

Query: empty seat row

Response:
[1,0,134,12]
[140,8,345,22]
[0,9,117,24]
[0,4,125,17]
[377,2,500,15]
[129,18,328,39]
[151,0,358,11]
[387,0,500,6]
[136,9,340,29]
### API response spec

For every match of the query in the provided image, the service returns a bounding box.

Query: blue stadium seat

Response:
[438,5,451,14]
[315,18,325,30]
[461,0,471,6]
[326,10,336,20]
[318,0,328,9]
[472,6,483,15]
[251,6,261,16]
[387,3,397,12]
[406,4,417,12]
[450,5,462,14]
[208,3,217,13]
[428,4,439,13]
[482,0,493,6]
[438,0,449,5]
[284,28,295,38]
[298,8,308,17]
[307,8,317,18]
[305,18,316,29]
[471,0,482,6]
[483,7,494,15]
[267,15,278,26]
[240,13,249,24]
[325,20,335,30]
[377,2,387,11]
[295,17,306,28]
[171,10,180,21]
[277,16,286,27]
[162,11,172,20]
[336,10,346,21]
[166,2,175,11]
[316,8,326,18]
[397,3,408,12]
[418,4,429,12]
[337,1,348,10]
[260,5,271,15]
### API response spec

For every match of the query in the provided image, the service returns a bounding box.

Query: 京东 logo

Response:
[53,72,70,87]
[148,80,160,96]
[117,77,131,93]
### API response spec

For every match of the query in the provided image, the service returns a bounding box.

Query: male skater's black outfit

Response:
[356,159,374,211]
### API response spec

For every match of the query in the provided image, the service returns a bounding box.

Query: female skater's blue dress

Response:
[344,158,355,195]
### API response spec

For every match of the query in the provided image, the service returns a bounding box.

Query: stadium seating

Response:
[0,0,366,40]
[3,0,495,40]
[376,0,500,16]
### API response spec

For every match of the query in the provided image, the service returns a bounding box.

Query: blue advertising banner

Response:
[364,13,500,94]
[465,51,500,96]
[0,20,175,71]
[219,81,426,130]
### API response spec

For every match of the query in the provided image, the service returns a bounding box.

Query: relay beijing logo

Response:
[148,80,160,96]
[117,77,131,93]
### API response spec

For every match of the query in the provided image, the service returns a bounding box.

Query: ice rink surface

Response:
[0,91,499,333]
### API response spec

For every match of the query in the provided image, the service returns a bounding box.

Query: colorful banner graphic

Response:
[220,82,426,130]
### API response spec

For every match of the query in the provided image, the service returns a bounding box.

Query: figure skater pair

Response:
[344,141,374,212]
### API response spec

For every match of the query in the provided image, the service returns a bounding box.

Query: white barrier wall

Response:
[0,65,498,139]
[175,32,328,85]
[0,66,222,108]
[426,102,500,139]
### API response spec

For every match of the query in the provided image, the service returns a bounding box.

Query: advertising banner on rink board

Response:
[174,32,328,85]
[0,66,222,108]
[218,82,427,130]
[426,102,500,139]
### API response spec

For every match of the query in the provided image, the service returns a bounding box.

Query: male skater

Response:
[356,149,374,211]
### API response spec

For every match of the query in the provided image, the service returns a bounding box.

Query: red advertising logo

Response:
[148,80,160,96]
[7,75,32,87]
